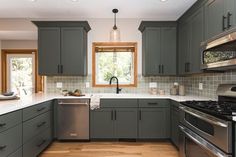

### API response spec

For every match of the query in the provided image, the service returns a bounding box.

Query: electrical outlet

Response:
[199,83,203,90]
[56,82,63,89]
[85,82,90,88]
[149,82,157,88]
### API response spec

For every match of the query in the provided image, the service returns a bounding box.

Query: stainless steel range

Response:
[179,84,236,157]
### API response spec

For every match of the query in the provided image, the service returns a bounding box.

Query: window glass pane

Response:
[8,56,34,95]
[96,51,134,85]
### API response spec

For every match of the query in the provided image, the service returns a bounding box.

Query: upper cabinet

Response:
[139,22,177,76]
[178,6,205,75]
[33,21,91,76]
[205,0,235,39]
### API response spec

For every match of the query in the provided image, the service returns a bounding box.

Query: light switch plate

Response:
[56,82,63,89]
[199,83,203,90]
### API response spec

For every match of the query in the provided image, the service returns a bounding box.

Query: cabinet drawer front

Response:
[23,128,52,157]
[100,99,138,108]
[0,110,22,133]
[8,148,22,157]
[139,99,169,108]
[23,111,51,144]
[0,124,22,157]
[23,101,52,121]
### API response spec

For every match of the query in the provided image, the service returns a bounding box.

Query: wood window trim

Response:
[92,42,138,88]
[1,49,43,93]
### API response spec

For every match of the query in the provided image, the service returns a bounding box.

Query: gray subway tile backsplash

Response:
[46,71,236,99]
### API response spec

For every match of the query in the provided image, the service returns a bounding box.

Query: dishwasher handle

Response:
[58,102,89,106]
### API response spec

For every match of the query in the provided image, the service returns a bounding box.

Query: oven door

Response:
[179,125,232,157]
[179,105,232,153]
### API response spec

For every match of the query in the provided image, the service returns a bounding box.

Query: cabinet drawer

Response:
[23,111,51,144]
[23,101,52,121]
[100,99,138,108]
[0,110,22,133]
[8,148,22,157]
[0,124,22,157]
[23,128,52,157]
[139,99,169,108]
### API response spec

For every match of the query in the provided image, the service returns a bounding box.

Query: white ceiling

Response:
[0,0,197,19]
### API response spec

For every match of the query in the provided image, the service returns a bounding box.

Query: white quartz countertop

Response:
[0,93,214,116]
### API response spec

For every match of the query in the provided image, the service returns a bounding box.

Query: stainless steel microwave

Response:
[201,28,236,70]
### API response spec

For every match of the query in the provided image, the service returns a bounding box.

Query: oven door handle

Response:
[179,125,232,157]
[179,106,228,128]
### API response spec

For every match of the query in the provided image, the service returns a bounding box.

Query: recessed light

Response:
[71,0,79,2]
[160,0,168,2]
[29,0,37,2]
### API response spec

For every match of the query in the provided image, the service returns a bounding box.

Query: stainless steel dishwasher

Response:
[57,99,90,140]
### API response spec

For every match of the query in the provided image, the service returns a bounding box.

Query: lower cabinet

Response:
[90,108,114,139]
[114,108,138,139]
[90,99,171,140]
[23,128,52,157]
[138,108,170,139]
[8,148,22,157]
[90,108,138,139]
[170,101,180,148]
[0,124,22,157]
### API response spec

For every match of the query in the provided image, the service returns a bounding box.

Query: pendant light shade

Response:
[110,9,120,42]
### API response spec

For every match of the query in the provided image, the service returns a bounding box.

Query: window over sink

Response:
[92,42,137,87]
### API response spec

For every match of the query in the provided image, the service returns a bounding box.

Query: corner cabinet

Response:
[139,22,177,76]
[32,21,91,76]
[205,0,235,39]
[178,6,205,75]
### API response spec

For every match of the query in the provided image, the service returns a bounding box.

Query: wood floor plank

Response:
[40,142,179,157]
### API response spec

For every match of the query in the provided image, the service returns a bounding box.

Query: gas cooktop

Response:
[181,100,236,120]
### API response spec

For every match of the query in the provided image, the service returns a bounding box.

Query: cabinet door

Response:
[178,22,190,75]
[114,108,138,139]
[161,27,176,75]
[205,0,224,39]
[90,108,114,139]
[139,108,170,139]
[190,7,204,74]
[142,28,161,76]
[61,27,87,76]
[38,27,61,75]
[171,103,180,148]
[225,0,235,29]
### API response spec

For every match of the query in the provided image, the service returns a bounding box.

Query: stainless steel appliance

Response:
[201,28,236,70]
[57,99,90,140]
[179,84,236,157]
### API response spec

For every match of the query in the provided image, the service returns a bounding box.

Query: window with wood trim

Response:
[92,42,137,87]
[1,50,44,94]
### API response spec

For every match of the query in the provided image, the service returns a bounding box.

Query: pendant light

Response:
[110,8,120,42]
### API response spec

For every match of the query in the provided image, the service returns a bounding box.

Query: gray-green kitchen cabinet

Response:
[178,6,204,75]
[114,108,138,139]
[138,108,170,139]
[161,27,177,75]
[139,22,177,76]
[170,101,180,148]
[205,0,235,39]
[90,107,138,139]
[37,27,61,75]
[33,21,91,76]
[90,108,114,139]
[141,27,161,75]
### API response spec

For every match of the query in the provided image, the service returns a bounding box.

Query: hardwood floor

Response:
[40,141,179,157]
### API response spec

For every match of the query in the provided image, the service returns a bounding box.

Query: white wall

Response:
[1,40,37,49]
[87,18,142,74]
